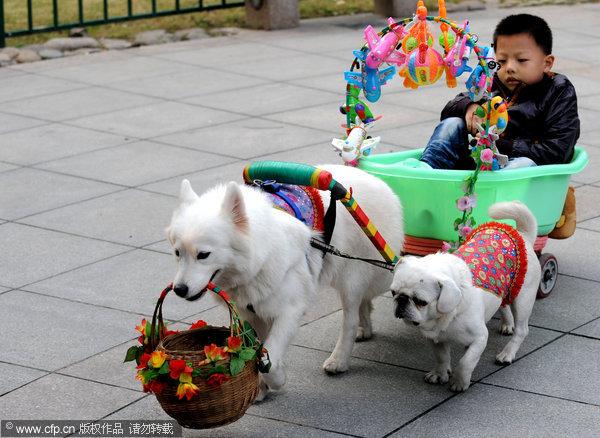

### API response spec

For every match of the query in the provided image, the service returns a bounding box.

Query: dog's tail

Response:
[488,201,537,244]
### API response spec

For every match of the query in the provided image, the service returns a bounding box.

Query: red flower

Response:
[198,344,229,366]
[136,353,150,370]
[206,373,230,388]
[150,380,168,394]
[224,336,242,353]
[189,320,207,330]
[176,381,199,400]
[168,359,188,379]
[163,328,179,337]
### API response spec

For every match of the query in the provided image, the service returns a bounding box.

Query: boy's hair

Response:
[493,14,553,55]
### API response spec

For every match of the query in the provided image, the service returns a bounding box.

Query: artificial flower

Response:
[176,381,199,401]
[189,320,208,330]
[480,148,494,163]
[206,373,230,388]
[168,359,188,379]
[149,379,167,394]
[136,353,150,370]
[199,344,229,365]
[225,336,242,353]
[149,350,167,369]
[457,194,477,212]
[441,241,452,252]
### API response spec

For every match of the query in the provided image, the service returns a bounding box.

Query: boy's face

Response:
[495,32,554,92]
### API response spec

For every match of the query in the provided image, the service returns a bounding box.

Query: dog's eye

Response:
[174,249,180,258]
[413,298,428,307]
[196,251,210,260]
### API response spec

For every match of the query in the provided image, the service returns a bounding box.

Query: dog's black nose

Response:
[173,284,188,297]
[394,294,408,319]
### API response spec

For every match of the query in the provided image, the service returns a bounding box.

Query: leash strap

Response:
[310,238,396,272]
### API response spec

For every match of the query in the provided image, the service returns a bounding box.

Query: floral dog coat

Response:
[453,222,528,307]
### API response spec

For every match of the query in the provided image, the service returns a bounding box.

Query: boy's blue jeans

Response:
[419,117,536,170]
[419,118,476,170]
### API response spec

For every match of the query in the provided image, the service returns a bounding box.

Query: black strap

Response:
[310,238,397,272]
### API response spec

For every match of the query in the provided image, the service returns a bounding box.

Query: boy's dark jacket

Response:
[440,72,580,165]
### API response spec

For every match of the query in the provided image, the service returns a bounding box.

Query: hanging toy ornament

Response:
[398,1,445,88]
[437,0,457,88]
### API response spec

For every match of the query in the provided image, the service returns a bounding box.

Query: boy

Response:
[419,14,580,170]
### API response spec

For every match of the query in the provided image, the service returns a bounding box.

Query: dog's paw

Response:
[424,369,450,385]
[323,356,349,375]
[449,377,470,392]
[355,326,372,342]
[255,380,270,402]
[495,350,515,365]
[498,323,514,336]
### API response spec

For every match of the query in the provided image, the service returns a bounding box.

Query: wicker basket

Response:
[149,284,260,429]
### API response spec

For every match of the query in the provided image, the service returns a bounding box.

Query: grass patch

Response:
[3,0,462,47]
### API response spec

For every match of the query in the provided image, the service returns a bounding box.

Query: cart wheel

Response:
[538,253,558,299]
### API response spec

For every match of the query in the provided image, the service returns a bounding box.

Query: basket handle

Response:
[149,283,242,351]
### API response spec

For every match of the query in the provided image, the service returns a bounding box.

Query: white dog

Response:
[390,201,541,392]
[165,164,404,399]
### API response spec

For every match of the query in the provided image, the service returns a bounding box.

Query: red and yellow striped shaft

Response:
[340,191,399,264]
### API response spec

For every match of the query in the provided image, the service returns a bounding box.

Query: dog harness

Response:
[453,222,528,307]
[257,181,325,232]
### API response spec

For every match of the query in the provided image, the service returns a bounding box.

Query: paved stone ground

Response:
[1,3,599,437]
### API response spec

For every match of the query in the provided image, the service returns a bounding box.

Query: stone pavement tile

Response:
[233,53,346,82]
[0,167,120,220]
[483,334,600,405]
[19,189,176,247]
[564,74,600,101]
[0,373,142,420]
[545,228,600,282]
[68,101,245,139]
[289,71,348,94]
[1,87,160,122]
[0,124,132,166]
[258,142,344,167]
[265,100,436,134]
[154,118,329,161]
[0,363,47,396]
[40,56,197,86]
[1,290,141,370]
[183,82,340,117]
[294,296,562,383]
[104,395,348,438]
[0,73,87,104]
[23,249,209,319]
[107,67,269,101]
[570,183,600,222]
[0,162,19,173]
[578,216,600,233]
[7,48,131,73]
[60,342,144,391]
[0,223,129,288]
[578,93,600,112]
[530,276,600,332]
[394,383,600,438]
[378,120,440,149]
[34,140,237,187]
[0,111,48,134]
[151,41,300,69]
[573,318,600,339]
[570,146,598,185]
[248,345,452,437]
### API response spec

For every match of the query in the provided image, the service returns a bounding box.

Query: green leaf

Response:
[124,346,141,363]
[229,356,245,376]
[158,361,170,374]
[238,348,257,361]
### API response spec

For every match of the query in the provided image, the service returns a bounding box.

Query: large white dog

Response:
[165,164,404,399]
[390,201,541,392]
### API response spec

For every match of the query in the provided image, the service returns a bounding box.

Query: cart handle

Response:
[243,161,348,200]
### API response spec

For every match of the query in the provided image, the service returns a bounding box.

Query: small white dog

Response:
[390,201,541,392]
[165,164,403,399]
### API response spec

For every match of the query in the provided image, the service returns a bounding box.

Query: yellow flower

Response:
[148,351,167,369]
[176,382,199,401]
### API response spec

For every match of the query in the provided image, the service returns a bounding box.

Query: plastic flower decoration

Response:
[124,287,271,400]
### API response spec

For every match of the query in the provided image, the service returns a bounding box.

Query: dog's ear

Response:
[436,277,462,314]
[222,182,249,232]
[179,179,198,205]
[164,226,174,246]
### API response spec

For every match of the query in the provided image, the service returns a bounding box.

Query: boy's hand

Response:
[465,103,483,135]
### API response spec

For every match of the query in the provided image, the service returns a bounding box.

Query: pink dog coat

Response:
[453,222,528,307]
